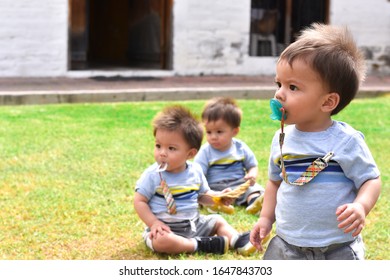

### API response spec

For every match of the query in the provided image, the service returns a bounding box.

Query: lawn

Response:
[0,97,389,260]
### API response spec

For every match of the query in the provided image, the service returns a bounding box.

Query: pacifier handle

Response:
[280,107,286,131]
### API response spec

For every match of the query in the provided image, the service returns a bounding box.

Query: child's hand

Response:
[149,220,171,239]
[244,174,256,186]
[221,196,234,205]
[250,217,272,252]
[220,188,234,205]
[336,203,366,237]
[245,167,258,186]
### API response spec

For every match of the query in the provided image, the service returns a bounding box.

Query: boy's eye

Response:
[289,85,298,91]
[155,144,161,149]
[275,81,281,88]
[169,146,176,151]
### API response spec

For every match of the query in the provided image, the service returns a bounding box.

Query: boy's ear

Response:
[187,148,198,159]
[233,127,240,136]
[322,92,340,113]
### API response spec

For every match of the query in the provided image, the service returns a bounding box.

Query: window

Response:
[249,0,329,57]
[69,0,173,70]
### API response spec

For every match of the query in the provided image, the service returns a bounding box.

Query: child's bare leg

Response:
[213,217,255,255]
[151,232,196,254]
[212,217,238,244]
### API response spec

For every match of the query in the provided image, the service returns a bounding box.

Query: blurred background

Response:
[0,0,389,77]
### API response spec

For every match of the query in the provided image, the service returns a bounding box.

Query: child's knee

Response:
[213,216,232,235]
[148,233,174,253]
[214,215,228,227]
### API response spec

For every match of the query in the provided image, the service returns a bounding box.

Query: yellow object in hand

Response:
[210,197,235,214]
[207,181,251,215]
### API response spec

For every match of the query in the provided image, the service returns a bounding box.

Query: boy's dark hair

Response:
[152,105,203,151]
[201,97,242,128]
[279,23,366,115]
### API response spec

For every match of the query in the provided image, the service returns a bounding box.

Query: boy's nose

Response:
[210,132,218,139]
[159,148,168,156]
[274,88,285,101]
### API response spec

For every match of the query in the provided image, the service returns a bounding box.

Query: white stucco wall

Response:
[331,0,390,45]
[0,0,388,77]
[172,0,277,76]
[331,0,390,74]
[173,0,390,76]
[0,0,68,77]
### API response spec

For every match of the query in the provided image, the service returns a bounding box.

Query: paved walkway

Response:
[0,75,389,105]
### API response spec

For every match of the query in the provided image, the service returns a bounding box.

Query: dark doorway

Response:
[249,0,329,57]
[69,0,172,70]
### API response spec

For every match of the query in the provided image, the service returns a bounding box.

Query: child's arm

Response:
[336,177,381,237]
[198,189,234,206]
[198,190,214,205]
[244,166,259,186]
[250,179,280,251]
[133,192,171,239]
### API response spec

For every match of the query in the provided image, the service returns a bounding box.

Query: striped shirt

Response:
[194,138,258,184]
[269,121,380,247]
[135,161,209,222]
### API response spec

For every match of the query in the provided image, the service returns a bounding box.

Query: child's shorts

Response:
[263,235,365,260]
[142,214,221,251]
[209,178,265,206]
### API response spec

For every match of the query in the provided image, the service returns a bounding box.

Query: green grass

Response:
[0,97,389,260]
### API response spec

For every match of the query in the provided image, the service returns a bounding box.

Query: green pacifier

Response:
[270,98,286,121]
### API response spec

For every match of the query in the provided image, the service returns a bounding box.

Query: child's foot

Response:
[233,232,256,256]
[196,236,229,254]
[246,193,264,215]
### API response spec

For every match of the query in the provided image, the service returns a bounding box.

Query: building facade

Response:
[0,0,389,77]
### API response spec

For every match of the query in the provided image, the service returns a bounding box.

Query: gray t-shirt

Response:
[269,121,380,247]
[136,161,209,222]
[194,138,258,184]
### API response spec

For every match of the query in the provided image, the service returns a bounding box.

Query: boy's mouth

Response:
[156,162,168,172]
[270,98,287,121]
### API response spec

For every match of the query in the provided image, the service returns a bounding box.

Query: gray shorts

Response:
[209,178,265,206]
[142,214,221,250]
[263,235,365,260]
